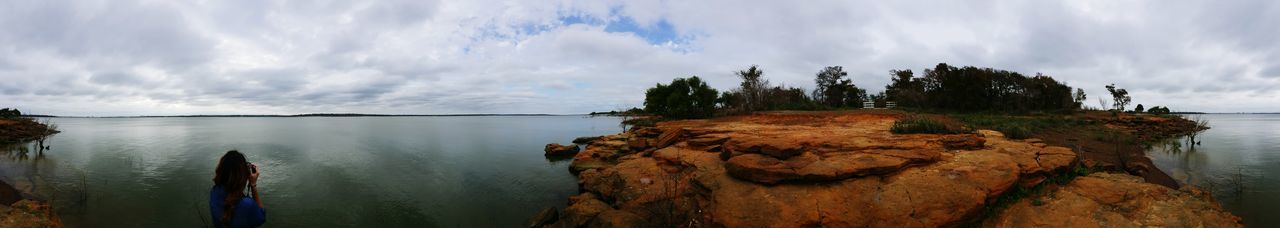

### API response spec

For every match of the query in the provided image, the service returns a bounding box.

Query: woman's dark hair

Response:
[213,150,250,226]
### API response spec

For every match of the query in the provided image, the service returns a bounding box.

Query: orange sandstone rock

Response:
[984,173,1242,228]
[546,111,1236,228]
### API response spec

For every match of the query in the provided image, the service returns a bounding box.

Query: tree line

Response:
[643,63,1168,119]
[883,63,1077,112]
[644,65,862,118]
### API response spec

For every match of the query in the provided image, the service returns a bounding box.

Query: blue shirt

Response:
[209,185,266,228]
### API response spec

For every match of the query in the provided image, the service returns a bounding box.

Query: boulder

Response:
[544,143,580,157]
[626,137,648,151]
[555,195,611,228]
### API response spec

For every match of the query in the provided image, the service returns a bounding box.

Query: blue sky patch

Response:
[555,11,692,50]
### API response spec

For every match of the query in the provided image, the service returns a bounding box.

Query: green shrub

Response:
[997,125,1032,139]
[622,117,659,127]
[644,76,719,119]
[0,108,21,118]
[890,115,961,134]
[950,114,1089,140]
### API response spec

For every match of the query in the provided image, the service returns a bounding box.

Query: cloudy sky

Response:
[2,0,1277,116]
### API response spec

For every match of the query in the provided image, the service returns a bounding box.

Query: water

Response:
[0,116,623,227]
[1147,114,1280,227]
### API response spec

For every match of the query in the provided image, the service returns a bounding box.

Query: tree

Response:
[1147,106,1170,115]
[885,69,925,108]
[868,92,887,108]
[644,76,719,119]
[716,91,741,110]
[1134,104,1144,113]
[812,66,865,108]
[842,84,867,107]
[1105,83,1131,111]
[892,63,1075,112]
[763,85,817,110]
[0,108,20,118]
[1073,88,1087,109]
[735,65,768,113]
[813,66,846,106]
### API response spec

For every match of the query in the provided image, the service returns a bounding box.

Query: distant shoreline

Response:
[23,113,596,118]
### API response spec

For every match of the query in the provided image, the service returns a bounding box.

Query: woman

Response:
[210,150,266,227]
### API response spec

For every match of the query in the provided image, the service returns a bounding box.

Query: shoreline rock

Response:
[0,180,59,227]
[536,111,1241,227]
[985,172,1242,227]
[544,143,580,157]
[0,118,59,143]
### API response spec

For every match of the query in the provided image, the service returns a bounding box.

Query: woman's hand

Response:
[248,163,265,208]
[248,163,260,187]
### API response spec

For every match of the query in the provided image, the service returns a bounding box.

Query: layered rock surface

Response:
[544,112,1240,227]
[985,173,1242,227]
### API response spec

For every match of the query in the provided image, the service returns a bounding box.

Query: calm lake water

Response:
[0,116,624,227]
[1147,114,1280,227]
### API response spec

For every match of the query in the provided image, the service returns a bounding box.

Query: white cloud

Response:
[1,0,1278,115]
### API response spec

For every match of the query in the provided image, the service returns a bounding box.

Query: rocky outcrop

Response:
[1103,115,1207,142]
[985,172,1242,227]
[558,194,611,227]
[543,112,1239,227]
[544,143,580,157]
[0,118,59,143]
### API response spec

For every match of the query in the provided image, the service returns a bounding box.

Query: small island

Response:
[532,64,1239,227]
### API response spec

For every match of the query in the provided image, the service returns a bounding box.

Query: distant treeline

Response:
[642,63,1173,119]
[74,113,560,118]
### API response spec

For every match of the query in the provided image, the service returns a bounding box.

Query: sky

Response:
[1,0,1278,116]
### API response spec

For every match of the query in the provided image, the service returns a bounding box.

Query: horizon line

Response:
[18,111,1280,118]
[20,113,607,118]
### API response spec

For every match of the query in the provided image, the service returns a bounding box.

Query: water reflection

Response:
[1150,134,1255,202]
[1147,114,1280,226]
[1150,137,1209,188]
[1,141,50,162]
[0,141,57,209]
[0,116,625,227]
